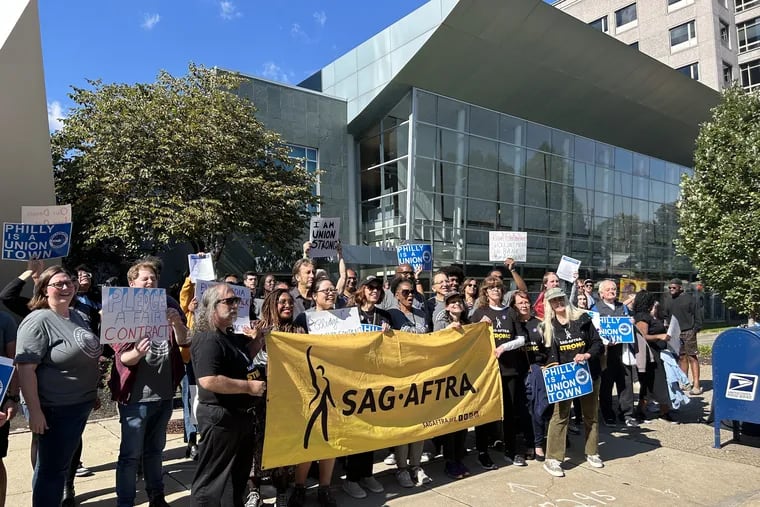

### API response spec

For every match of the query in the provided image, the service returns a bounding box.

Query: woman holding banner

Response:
[541,287,604,478]
[289,277,339,507]
[245,288,303,507]
[15,266,103,507]
[339,276,390,499]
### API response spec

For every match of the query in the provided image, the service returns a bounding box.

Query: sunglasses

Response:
[397,289,413,297]
[216,296,242,306]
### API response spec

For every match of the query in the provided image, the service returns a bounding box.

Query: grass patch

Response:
[697,343,712,358]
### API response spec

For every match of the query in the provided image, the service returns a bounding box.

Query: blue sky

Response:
[40,0,428,130]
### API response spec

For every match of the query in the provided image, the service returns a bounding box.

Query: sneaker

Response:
[543,459,565,477]
[502,455,514,466]
[75,463,93,477]
[625,417,640,428]
[359,476,384,494]
[276,492,289,507]
[478,452,498,470]
[245,489,262,507]
[661,412,680,425]
[602,418,617,427]
[384,452,396,465]
[420,451,433,463]
[342,480,367,499]
[513,454,527,467]
[586,454,604,468]
[396,469,415,488]
[288,485,306,507]
[413,466,432,485]
[568,423,581,435]
[317,486,337,507]
[458,462,471,477]
[444,461,464,479]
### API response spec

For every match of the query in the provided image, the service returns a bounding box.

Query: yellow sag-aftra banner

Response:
[262,322,502,469]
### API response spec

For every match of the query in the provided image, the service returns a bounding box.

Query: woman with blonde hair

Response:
[540,288,603,478]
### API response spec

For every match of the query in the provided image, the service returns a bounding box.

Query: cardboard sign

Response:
[488,231,527,262]
[396,244,432,271]
[556,255,581,283]
[188,254,215,283]
[195,280,251,333]
[101,287,169,344]
[598,316,635,344]
[306,307,362,335]
[0,357,15,405]
[543,361,593,403]
[2,223,72,261]
[309,217,341,258]
[21,204,72,225]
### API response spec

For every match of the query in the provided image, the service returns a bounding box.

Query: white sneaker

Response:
[342,480,367,499]
[359,476,384,493]
[413,466,433,485]
[396,469,415,488]
[384,452,396,465]
[244,489,262,507]
[420,451,433,463]
[543,459,565,477]
[586,454,604,468]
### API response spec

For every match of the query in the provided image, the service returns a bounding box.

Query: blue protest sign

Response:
[598,316,635,344]
[2,222,72,261]
[543,361,593,403]
[396,244,432,271]
[361,324,383,332]
[0,357,15,404]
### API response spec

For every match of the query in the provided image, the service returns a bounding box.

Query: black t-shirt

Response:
[472,305,526,376]
[357,307,392,328]
[546,313,603,379]
[192,328,254,411]
[509,315,546,367]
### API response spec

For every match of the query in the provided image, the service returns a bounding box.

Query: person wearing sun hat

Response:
[540,287,604,478]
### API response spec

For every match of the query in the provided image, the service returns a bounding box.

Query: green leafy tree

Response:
[677,86,760,318]
[52,63,318,266]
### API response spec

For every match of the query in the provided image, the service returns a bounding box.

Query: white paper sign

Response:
[667,316,681,355]
[557,255,581,283]
[306,307,362,335]
[188,254,215,283]
[309,217,341,258]
[195,280,251,333]
[21,204,72,225]
[101,287,169,344]
[488,231,527,262]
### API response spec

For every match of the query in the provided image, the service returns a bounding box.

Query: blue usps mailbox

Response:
[712,327,760,448]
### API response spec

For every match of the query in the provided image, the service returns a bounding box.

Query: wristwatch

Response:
[5,394,20,403]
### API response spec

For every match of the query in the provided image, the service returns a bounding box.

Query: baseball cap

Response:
[544,287,566,301]
[444,291,463,304]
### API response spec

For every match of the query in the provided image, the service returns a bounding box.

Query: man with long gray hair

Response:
[190,283,267,507]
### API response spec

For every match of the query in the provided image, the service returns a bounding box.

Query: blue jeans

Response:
[182,363,197,442]
[33,401,93,507]
[116,399,173,506]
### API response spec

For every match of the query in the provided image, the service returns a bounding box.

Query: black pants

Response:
[65,439,83,489]
[501,374,534,457]
[600,345,633,421]
[345,451,374,482]
[443,429,467,462]
[474,421,501,452]
[192,405,255,507]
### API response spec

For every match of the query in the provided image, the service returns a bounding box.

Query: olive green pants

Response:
[546,378,600,461]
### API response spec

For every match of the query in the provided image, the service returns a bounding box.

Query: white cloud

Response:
[313,11,327,27]
[47,101,65,132]
[261,62,290,83]
[141,13,160,30]
[220,1,241,20]
[291,23,304,37]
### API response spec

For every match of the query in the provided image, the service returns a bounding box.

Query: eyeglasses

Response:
[277,300,294,307]
[48,281,77,290]
[486,286,502,292]
[433,280,448,286]
[317,288,337,294]
[397,289,413,297]
[216,296,241,306]
[584,283,593,287]
[466,283,478,287]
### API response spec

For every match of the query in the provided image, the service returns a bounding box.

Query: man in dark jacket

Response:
[661,279,703,395]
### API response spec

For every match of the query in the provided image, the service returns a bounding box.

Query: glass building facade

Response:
[360,88,693,286]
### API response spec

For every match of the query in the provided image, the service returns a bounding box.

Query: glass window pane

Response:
[499,144,525,175]
[615,172,632,197]
[498,174,525,205]
[468,136,498,170]
[468,168,498,201]
[551,156,573,185]
[524,179,547,208]
[414,157,434,192]
[633,176,649,200]
[441,130,468,163]
[415,123,437,159]
[361,167,382,200]
[615,148,633,173]
[633,154,649,177]
[575,137,595,163]
[437,96,468,131]
[416,90,436,124]
[360,135,381,169]
[469,106,499,140]
[439,163,468,195]
[650,158,666,181]
[499,115,526,145]
[552,130,575,159]
[595,167,614,193]
[596,143,614,167]
[526,122,552,152]
[650,180,665,202]
[525,208,548,232]
[467,199,498,227]
[526,150,549,180]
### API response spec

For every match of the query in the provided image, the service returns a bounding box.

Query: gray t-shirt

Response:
[130,339,174,402]
[16,309,102,407]
[388,307,430,334]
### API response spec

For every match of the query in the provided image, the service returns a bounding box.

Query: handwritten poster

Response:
[101,287,169,344]
[309,217,341,258]
[306,307,362,335]
[21,204,72,225]
[488,231,527,262]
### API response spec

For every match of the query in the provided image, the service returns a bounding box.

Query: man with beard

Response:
[110,260,189,507]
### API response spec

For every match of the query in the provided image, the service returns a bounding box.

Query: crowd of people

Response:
[0,247,705,507]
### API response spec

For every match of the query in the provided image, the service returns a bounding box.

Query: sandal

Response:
[689,387,704,396]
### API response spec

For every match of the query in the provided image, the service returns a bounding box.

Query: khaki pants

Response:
[546,378,600,461]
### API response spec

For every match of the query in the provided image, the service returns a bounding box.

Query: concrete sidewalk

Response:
[7,365,760,506]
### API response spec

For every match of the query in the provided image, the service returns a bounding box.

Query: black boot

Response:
[148,491,170,507]
[61,483,75,507]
